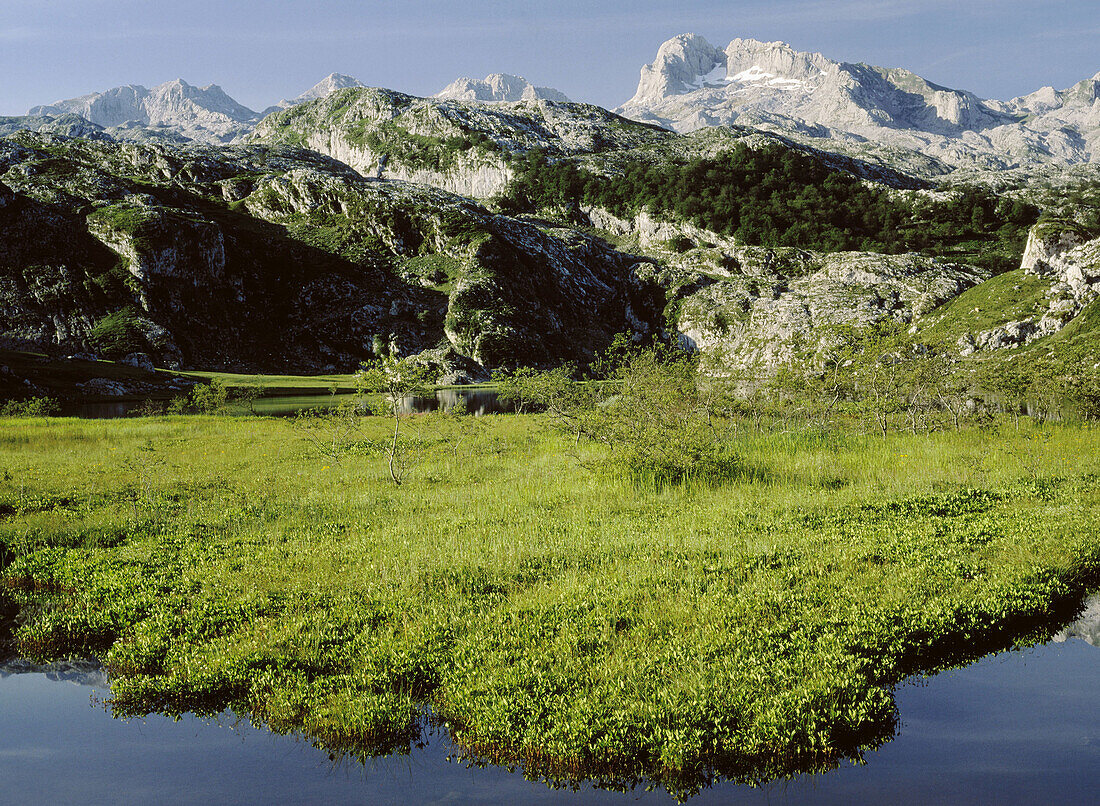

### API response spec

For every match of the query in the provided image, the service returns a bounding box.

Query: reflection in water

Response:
[0,656,108,687]
[0,599,1098,804]
[396,388,515,416]
[69,401,138,418]
[69,388,514,419]
[1053,596,1100,646]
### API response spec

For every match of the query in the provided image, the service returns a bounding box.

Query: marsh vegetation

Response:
[2,341,1099,797]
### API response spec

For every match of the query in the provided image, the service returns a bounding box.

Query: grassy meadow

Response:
[1,411,1099,795]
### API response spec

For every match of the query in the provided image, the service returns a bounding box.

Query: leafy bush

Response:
[501,346,741,484]
[0,396,61,417]
[190,379,228,414]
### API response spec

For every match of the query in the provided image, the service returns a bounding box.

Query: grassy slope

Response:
[914,269,1052,345]
[0,349,186,401]
[1023,296,1100,365]
[1,415,1099,793]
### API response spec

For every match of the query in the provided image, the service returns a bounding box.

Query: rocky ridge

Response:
[435,74,571,103]
[22,74,368,145]
[250,87,672,198]
[265,73,366,115]
[29,79,262,144]
[0,132,668,376]
[617,34,1100,173]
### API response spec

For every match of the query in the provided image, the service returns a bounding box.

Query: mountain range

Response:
[16,72,568,146]
[617,35,1100,172]
[12,38,1100,172]
[1,35,1098,393]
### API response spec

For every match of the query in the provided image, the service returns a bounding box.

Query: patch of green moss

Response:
[402,253,463,292]
[1032,217,1094,241]
[282,211,388,264]
[88,307,148,358]
[87,204,157,240]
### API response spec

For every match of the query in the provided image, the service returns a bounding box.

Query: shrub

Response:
[0,397,61,417]
[190,380,228,414]
[501,346,741,484]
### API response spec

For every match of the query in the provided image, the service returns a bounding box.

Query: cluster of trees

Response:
[499,145,1038,273]
[496,328,1099,483]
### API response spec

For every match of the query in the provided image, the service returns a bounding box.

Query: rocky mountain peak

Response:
[618,33,1100,171]
[278,73,365,109]
[434,74,570,103]
[27,79,261,143]
[723,37,834,84]
[624,33,726,105]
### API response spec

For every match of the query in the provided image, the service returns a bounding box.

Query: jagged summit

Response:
[29,79,261,144]
[434,74,570,103]
[265,73,366,114]
[618,33,1100,170]
[24,73,366,144]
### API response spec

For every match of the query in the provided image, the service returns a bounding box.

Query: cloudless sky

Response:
[1,0,1098,115]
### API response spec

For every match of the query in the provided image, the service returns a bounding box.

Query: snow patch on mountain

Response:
[617,34,1100,172]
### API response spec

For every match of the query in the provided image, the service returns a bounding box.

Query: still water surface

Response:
[73,388,514,419]
[2,602,1099,805]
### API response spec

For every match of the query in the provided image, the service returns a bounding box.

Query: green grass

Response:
[0,350,184,401]
[916,269,1052,344]
[1,414,1098,796]
[177,370,361,395]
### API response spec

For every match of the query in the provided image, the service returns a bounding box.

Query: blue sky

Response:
[1,0,1098,115]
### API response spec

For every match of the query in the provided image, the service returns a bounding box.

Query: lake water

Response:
[72,388,515,419]
[2,600,1099,804]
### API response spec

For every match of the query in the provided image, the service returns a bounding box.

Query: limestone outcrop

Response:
[251,87,672,198]
[673,247,985,370]
[0,133,668,375]
[958,222,1100,354]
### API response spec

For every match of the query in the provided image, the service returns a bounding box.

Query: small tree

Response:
[933,360,973,432]
[850,321,909,438]
[294,402,362,466]
[978,361,1031,429]
[191,379,228,414]
[356,354,434,485]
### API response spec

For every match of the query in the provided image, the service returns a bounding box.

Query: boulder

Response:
[78,378,129,396]
[120,352,156,371]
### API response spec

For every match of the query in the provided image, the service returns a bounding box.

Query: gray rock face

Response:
[77,378,129,396]
[120,352,156,371]
[618,34,1100,171]
[627,34,727,101]
[435,74,571,104]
